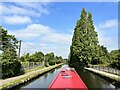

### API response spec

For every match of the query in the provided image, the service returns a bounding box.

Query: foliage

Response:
[30,52,44,62]
[109,50,120,70]
[1,26,18,60]
[69,8,119,70]
[19,52,63,66]
[20,53,30,62]
[1,26,24,79]
[55,56,62,64]
[45,53,63,65]
[98,45,110,64]
[2,60,24,79]
[44,52,54,66]
[49,59,55,65]
[20,52,44,62]
[69,8,99,66]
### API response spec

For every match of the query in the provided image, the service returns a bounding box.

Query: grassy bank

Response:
[25,66,45,73]
[1,63,63,90]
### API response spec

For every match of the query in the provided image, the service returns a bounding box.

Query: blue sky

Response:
[1,2,118,58]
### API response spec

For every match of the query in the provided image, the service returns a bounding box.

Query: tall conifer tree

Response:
[87,12,99,64]
[69,8,99,66]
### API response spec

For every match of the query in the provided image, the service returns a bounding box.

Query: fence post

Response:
[103,66,104,71]
[110,67,112,73]
[114,68,115,74]
[112,68,113,74]
[115,68,116,74]
[28,62,29,70]
[33,62,34,68]
[115,68,117,75]
[118,70,120,75]
[108,67,109,73]
[21,62,23,70]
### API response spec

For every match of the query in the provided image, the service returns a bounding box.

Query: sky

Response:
[0,2,118,58]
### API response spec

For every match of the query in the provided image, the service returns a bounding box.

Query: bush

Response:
[2,60,25,79]
[110,60,120,70]
[56,60,61,64]
[90,59,99,65]
[49,60,55,65]
[13,60,25,76]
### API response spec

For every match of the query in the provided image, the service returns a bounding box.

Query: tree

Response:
[87,12,99,64]
[109,49,120,69]
[1,26,18,60]
[97,45,109,65]
[69,8,99,66]
[20,53,30,62]
[1,26,24,78]
[20,52,44,62]
[55,56,63,64]
[29,52,44,62]
[70,8,87,66]
[45,52,55,65]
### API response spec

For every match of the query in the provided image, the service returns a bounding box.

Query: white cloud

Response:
[8,24,72,58]
[97,30,114,50]
[95,19,118,51]
[41,33,72,44]
[0,2,50,26]
[9,24,72,44]
[4,15,32,24]
[13,2,49,16]
[1,4,38,17]
[1,2,49,22]
[40,45,70,58]
[8,24,51,39]
[98,19,118,29]
[39,43,47,47]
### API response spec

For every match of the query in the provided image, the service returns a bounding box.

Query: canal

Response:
[12,65,120,90]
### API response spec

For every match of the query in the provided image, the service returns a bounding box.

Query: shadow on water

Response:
[76,67,120,90]
[49,69,55,73]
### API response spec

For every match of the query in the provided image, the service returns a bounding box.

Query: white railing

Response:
[90,65,120,76]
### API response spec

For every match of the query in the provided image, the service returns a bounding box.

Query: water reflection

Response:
[76,68,117,90]
[50,69,55,73]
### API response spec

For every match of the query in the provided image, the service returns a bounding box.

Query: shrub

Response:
[49,60,55,65]
[2,60,25,79]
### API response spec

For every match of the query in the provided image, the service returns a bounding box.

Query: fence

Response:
[21,62,44,70]
[90,65,120,76]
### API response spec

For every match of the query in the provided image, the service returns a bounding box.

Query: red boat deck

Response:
[49,66,88,89]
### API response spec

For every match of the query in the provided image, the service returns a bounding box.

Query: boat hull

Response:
[49,66,88,90]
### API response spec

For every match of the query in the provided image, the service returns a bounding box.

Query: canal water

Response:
[12,65,120,90]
